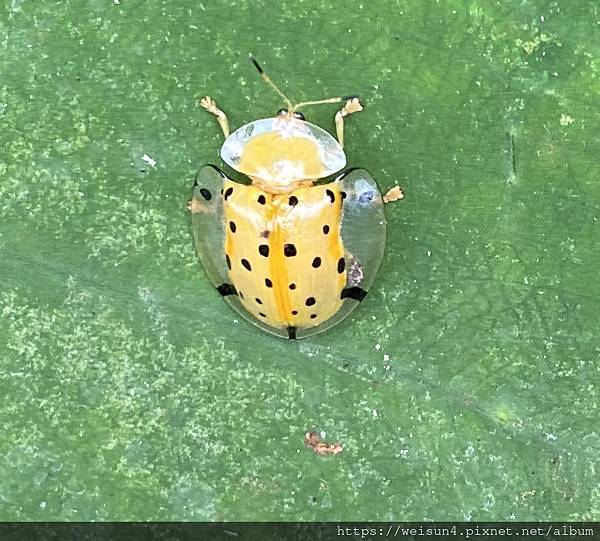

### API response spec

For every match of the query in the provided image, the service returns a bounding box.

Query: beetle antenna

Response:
[250,57,294,111]
[292,96,345,111]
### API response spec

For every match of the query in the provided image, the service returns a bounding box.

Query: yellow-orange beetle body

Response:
[191,60,386,339]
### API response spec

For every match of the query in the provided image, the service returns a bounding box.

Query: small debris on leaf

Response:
[142,153,157,168]
[383,185,404,203]
[304,431,343,456]
[559,113,574,126]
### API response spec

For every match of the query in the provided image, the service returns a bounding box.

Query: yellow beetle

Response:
[191,59,386,339]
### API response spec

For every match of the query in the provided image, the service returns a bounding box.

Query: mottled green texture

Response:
[1,0,599,521]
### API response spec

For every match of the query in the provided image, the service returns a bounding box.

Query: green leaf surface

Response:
[1,0,599,521]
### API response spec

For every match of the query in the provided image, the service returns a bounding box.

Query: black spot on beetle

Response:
[261,230,270,238]
[305,297,316,307]
[259,312,267,318]
[323,225,330,235]
[292,310,298,315]
[289,196,299,206]
[199,188,212,201]
[284,244,297,257]
[341,191,347,200]
[241,258,251,271]
[255,298,262,304]
[341,287,368,301]
[257,194,266,205]
[326,189,335,203]
[258,244,270,257]
[310,313,317,319]
[289,283,296,290]
[224,187,233,200]
[312,257,322,268]
[226,254,231,270]
[337,257,345,273]
[217,283,236,296]
[265,278,273,288]
[229,221,237,233]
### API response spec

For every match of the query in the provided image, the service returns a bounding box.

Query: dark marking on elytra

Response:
[229,221,237,233]
[289,283,296,290]
[312,257,322,269]
[258,194,266,205]
[217,283,237,296]
[284,244,297,257]
[199,188,212,201]
[358,190,375,204]
[287,326,297,340]
[289,196,299,206]
[323,225,330,235]
[224,187,234,200]
[255,297,262,305]
[258,244,269,257]
[341,287,368,301]
[265,278,273,288]
[241,258,251,271]
[305,297,316,307]
[336,167,360,182]
[326,189,335,203]
[310,314,317,319]
[226,254,232,270]
[204,164,227,178]
[337,257,345,273]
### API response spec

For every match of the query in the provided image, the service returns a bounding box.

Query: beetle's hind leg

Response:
[199,96,230,138]
[335,97,363,148]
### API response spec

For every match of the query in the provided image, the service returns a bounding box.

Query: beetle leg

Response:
[383,185,405,203]
[335,97,363,147]
[199,96,230,138]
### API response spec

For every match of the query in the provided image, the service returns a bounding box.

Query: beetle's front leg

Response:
[335,97,363,147]
[199,96,231,138]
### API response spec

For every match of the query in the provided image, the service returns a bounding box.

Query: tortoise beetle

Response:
[191,59,386,339]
